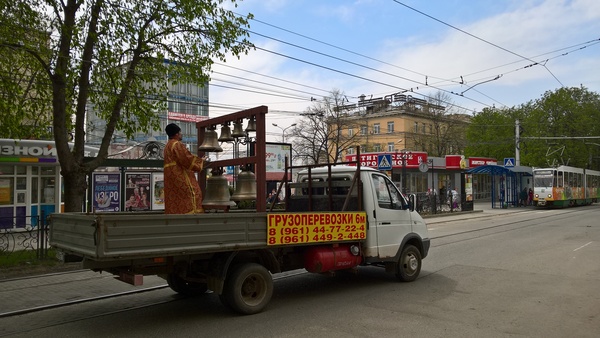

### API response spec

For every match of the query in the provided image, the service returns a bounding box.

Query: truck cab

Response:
[291,165,430,281]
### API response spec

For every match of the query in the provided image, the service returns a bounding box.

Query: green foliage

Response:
[466,86,600,169]
[0,0,54,139]
[0,0,254,211]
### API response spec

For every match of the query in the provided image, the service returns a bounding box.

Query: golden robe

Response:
[163,139,205,214]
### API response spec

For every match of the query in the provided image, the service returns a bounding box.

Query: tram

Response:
[532,165,600,207]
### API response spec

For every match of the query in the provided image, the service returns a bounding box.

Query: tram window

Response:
[556,172,563,187]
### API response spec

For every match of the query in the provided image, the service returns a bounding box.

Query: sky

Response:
[208,0,600,142]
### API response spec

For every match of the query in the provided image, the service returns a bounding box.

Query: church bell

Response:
[245,116,257,132]
[231,165,257,201]
[218,123,234,142]
[231,120,246,138]
[198,127,223,152]
[203,168,236,208]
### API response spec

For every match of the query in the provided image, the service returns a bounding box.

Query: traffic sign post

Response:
[377,154,393,171]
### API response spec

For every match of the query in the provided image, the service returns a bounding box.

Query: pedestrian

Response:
[520,188,527,207]
[163,123,208,214]
[528,188,533,206]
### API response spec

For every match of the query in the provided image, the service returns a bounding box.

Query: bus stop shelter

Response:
[466,165,532,209]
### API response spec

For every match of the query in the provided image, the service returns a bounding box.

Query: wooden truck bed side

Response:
[50,212,268,261]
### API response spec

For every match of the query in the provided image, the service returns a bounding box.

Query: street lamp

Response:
[272,123,297,143]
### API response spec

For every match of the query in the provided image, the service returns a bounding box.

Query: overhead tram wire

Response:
[243,30,497,109]
[213,63,333,97]
[236,12,456,85]
[248,43,492,111]
[391,0,565,87]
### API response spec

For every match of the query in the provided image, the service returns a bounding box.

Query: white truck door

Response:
[369,173,412,259]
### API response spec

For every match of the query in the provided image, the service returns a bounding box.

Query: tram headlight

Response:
[535,194,539,198]
[547,194,552,198]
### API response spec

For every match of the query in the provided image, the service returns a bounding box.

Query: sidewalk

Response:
[423,200,535,224]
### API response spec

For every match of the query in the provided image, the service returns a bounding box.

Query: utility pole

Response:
[515,119,521,166]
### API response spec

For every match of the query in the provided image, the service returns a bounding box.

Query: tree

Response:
[291,89,360,164]
[0,2,53,139]
[465,86,600,169]
[0,0,253,211]
[410,91,470,156]
[465,106,518,160]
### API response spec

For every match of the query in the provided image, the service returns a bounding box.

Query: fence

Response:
[0,212,50,260]
[415,192,462,214]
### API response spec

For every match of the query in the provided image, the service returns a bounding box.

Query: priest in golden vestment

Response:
[163,123,207,214]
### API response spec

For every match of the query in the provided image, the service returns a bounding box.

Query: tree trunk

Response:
[61,167,89,212]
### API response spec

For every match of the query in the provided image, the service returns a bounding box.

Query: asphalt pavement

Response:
[0,201,533,317]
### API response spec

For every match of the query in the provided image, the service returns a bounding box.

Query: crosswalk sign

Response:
[378,154,393,170]
[504,158,515,167]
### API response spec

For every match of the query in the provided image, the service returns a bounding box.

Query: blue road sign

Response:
[504,158,515,167]
[378,154,393,170]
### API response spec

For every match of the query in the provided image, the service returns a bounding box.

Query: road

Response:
[1,206,599,337]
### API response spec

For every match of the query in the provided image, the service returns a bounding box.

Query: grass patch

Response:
[0,248,61,269]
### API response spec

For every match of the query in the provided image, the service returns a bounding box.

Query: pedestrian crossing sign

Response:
[378,154,393,170]
[504,158,515,167]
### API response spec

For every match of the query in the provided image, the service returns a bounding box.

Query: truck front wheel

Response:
[220,263,273,315]
[395,244,422,282]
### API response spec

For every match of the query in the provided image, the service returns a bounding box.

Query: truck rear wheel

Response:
[395,244,422,282]
[166,273,208,296]
[220,263,273,315]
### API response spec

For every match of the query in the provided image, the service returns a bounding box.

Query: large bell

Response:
[245,116,256,132]
[231,166,257,201]
[203,168,236,208]
[198,128,223,152]
[218,123,234,142]
[231,120,246,138]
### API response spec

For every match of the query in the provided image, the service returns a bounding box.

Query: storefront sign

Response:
[345,152,427,169]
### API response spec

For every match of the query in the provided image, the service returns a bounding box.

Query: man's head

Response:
[166,123,181,139]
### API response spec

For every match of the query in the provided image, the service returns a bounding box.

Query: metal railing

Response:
[0,212,50,260]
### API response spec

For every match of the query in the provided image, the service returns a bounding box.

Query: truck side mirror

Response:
[408,194,416,212]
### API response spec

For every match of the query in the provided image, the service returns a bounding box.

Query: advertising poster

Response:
[152,172,165,210]
[124,173,151,211]
[92,173,121,212]
[265,143,292,172]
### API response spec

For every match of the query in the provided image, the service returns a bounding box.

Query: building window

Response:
[347,147,354,155]
[348,128,353,137]
[387,122,394,133]
[361,126,368,135]
[414,122,418,133]
[421,123,426,133]
[429,124,433,134]
[387,142,394,152]
[374,144,381,152]
[373,123,380,135]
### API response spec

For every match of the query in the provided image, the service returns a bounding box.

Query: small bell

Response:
[218,123,234,142]
[231,120,246,138]
[198,127,223,152]
[245,116,256,132]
